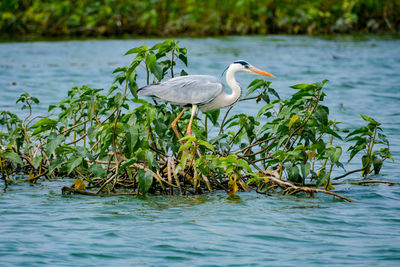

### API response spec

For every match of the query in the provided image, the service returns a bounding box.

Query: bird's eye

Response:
[244,65,249,69]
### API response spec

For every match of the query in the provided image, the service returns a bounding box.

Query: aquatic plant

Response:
[0,39,395,202]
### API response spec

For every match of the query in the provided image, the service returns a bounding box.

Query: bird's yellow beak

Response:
[250,67,275,77]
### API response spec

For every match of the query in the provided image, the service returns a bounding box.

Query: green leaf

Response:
[290,83,314,90]
[176,152,190,173]
[112,66,127,74]
[89,164,107,178]
[301,162,311,178]
[67,156,83,175]
[129,53,145,70]
[330,146,342,163]
[361,154,371,177]
[178,53,188,66]
[346,126,368,138]
[125,45,148,55]
[3,151,23,165]
[31,118,57,129]
[87,125,97,141]
[117,158,137,175]
[46,132,65,156]
[178,141,193,154]
[314,105,329,125]
[33,156,42,169]
[238,159,251,172]
[126,125,139,152]
[49,157,64,174]
[198,140,215,152]
[373,156,383,175]
[257,103,273,119]
[361,114,380,126]
[268,87,280,99]
[204,109,220,126]
[138,169,153,194]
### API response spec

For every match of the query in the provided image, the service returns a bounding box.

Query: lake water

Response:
[1,36,400,266]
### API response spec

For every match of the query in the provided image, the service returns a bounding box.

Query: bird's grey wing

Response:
[137,75,224,106]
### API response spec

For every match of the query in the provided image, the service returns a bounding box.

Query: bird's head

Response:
[231,60,275,77]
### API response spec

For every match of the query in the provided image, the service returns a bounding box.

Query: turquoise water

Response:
[1,36,400,266]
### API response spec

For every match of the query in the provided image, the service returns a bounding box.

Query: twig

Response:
[167,157,173,195]
[332,168,363,180]
[62,186,137,197]
[262,170,355,203]
[170,157,183,194]
[218,106,234,136]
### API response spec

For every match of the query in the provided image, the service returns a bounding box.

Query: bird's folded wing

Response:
[137,75,224,106]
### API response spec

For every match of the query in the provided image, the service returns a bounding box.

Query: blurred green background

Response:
[1,0,399,39]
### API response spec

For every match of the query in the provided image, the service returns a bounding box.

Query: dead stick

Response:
[170,158,183,195]
[262,170,355,203]
[167,157,173,195]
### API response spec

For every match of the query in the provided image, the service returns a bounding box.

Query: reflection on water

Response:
[1,35,400,266]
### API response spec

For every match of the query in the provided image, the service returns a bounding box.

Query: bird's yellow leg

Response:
[171,108,187,145]
[187,105,197,136]
[186,105,202,157]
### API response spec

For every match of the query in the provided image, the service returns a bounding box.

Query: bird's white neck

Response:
[198,64,244,111]
[222,64,242,108]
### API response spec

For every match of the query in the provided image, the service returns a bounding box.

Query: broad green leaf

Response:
[87,125,97,141]
[178,53,188,66]
[178,141,193,154]
[67,156,83,175]
[125,45,148,55]
[31,118,57,129]
[257,103,273,119]
[3,151,23,165]
[126,125,139,152]
[138,169,153,194]
[361,154,371,176]
[176,152,190,173]
[314,105,329,125]
[46,132,65,156]
[49,157,64,174]
[117,158,137,175]
[361,114,380,126]
[204,109,220,126]
[238,159,251,172]
[290,83,314,90]
[89,164,107,178]
[33,156,42,169]
[198,140,215,152]
[112,66,127,74]
[301,162,311,178]
[373,156,383,175]
[330,146,342,163]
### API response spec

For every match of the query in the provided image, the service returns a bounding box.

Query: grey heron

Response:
[137,60,274,142]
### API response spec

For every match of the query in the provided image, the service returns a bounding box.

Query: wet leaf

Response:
[373,156,383,175]
[138,169,153,194]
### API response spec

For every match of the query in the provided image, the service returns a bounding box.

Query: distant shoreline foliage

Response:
[0,39,394,201]
[1,0,399,38]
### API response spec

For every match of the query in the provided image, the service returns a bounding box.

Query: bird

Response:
[137,60,275,142]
